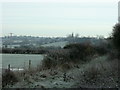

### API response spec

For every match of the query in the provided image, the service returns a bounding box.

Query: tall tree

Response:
[112,23,120,52]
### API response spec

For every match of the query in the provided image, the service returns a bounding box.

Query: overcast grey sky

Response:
[1,0,118,37]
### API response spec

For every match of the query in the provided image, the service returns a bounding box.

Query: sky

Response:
[0,0,119,37]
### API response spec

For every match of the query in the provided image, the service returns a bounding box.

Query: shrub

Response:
[94,46,108,56]
[83,64,101,82]
[2,70,18,87]
[42,56,57,69]
[107,50,118,60]
[60,63,73,72]
[41,43,108,70]
[64,43,96,61]
[41,49,70,69]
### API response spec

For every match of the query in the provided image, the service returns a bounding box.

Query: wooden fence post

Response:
[8,64,10,71]
[24,62,25,70]
[29,60,31,70]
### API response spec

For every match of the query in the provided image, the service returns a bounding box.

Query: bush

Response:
[94,46,108,56]
[79,59,118,88]
[41,43,108,70]
[83,64,101,82]
[64,43,96,61]
[2,70,18,87]
[60,63,73,72]
[42,56,57,69]
[41,49,71,69]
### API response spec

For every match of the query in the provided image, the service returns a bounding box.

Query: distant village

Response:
[1,33,107,50]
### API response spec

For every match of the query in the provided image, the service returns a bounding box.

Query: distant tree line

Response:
[1,48,48,54]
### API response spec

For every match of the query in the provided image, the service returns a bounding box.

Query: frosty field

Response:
[1,54,44,69]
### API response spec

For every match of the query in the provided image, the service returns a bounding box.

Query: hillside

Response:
[4,55,118,88]
[41,41,68,48]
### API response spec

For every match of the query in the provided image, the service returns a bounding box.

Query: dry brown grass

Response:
[77,56,118,88]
